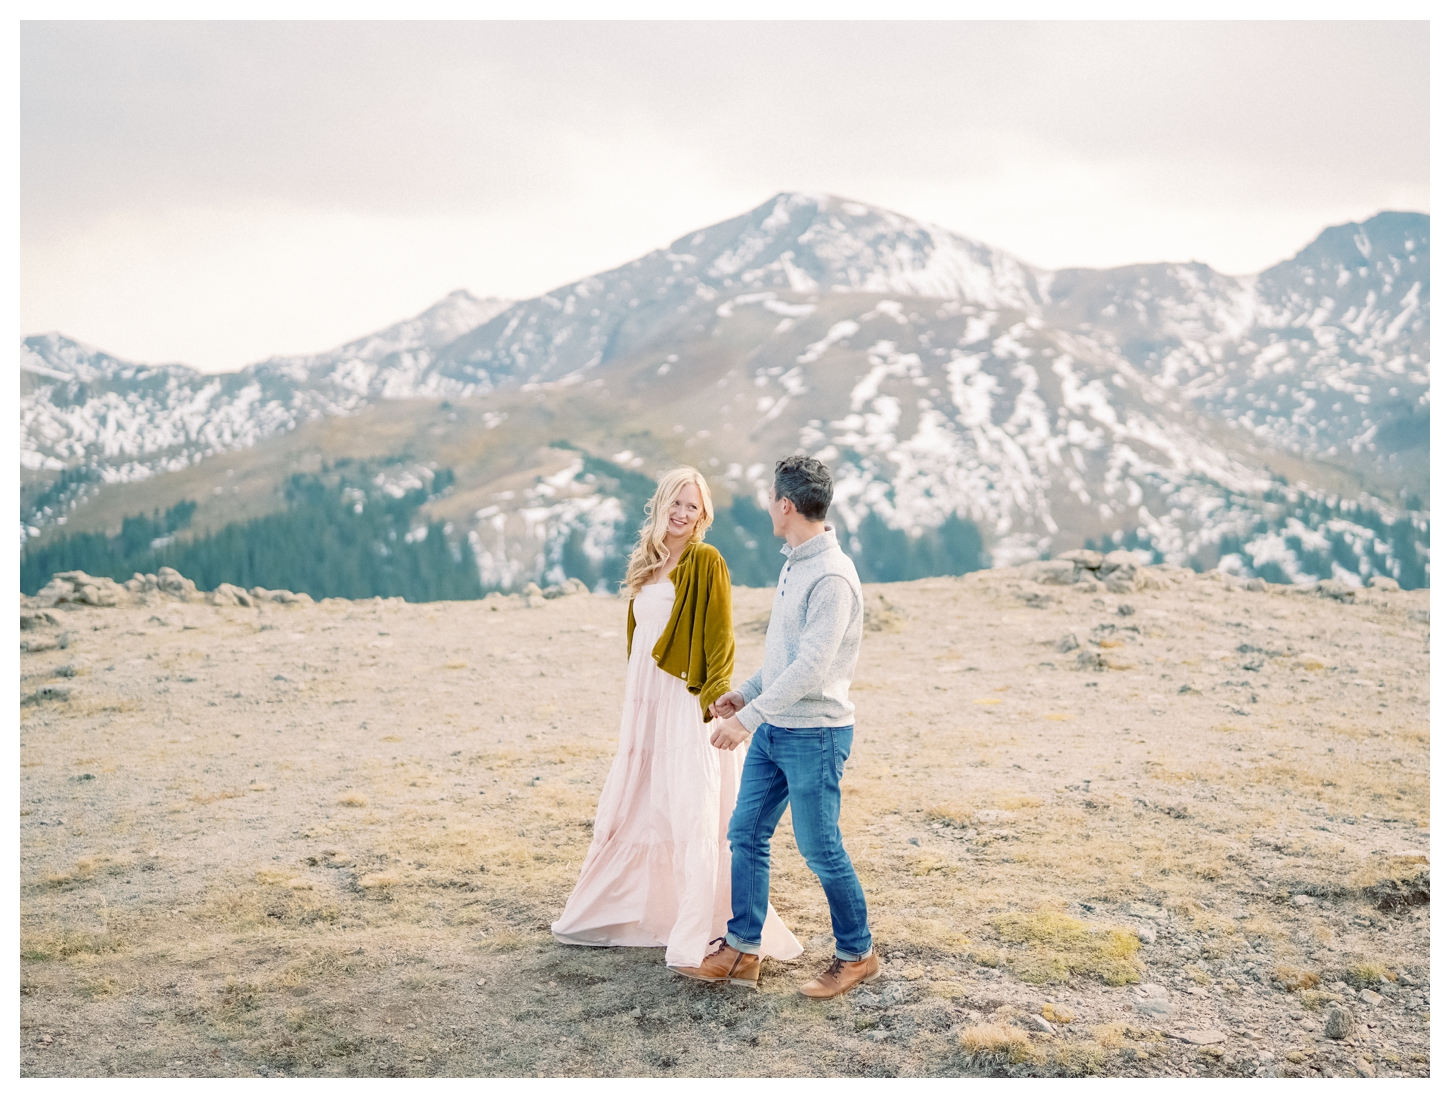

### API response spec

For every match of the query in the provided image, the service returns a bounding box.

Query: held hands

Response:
[708,690,745,720]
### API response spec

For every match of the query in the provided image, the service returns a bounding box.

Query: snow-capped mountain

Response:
[1044,211,1429,476]
[20,290,510,481]
[433,193,1045,387]
[19,195,1430,587]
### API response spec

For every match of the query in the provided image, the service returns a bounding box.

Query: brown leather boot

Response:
[798,953,880,999]
[669,937,761,988]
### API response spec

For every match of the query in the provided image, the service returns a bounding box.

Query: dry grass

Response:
[21,929,123,963]
[990,908,1143,986]
[1272,965,1320,991]
[959,1023,1033,1064]
[1343,961,1397,988]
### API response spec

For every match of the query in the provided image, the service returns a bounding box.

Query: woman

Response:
[551,466,801,971]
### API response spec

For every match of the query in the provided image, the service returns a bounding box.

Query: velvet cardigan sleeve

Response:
[624,541,735,722]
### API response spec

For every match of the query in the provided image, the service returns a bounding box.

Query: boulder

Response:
[155,566,199,600]
[1057,549,1104,570]
[209,582,255,607]
[1324,1005,1355,1040]
[1023,559,1079,585]
[37,571,126,607]
[1314,579,1357,603]
[249,586,312,605]
[35,577,79,606]
[1098,550,1142,594]
[20,611,60,631]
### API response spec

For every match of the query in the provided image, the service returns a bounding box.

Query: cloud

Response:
[20,20,1428,371]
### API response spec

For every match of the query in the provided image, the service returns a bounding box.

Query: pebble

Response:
[1291,894,1313,907]
[1024,1013,1054,1033]
[1056,633,1080,653]
[1324,1005,1355,1040]
[1353,1056,1375,1077]
[1358,989,1383,1007]
[1134,923,1157,945]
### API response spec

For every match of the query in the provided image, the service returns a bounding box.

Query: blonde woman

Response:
[552,467,801,975]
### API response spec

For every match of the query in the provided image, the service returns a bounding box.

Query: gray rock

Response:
[156,566,198,599]
[1058,549,1104,570]
[1098,550,1142,594]
[522,582,544,598]
[1024,1013,1055,1033]
[1324,1005,1355,1039]
[1116,603,1136,616]
[1136,998,1172,1020]
[1291,894,1313,907]
[1357,989,1382,1007]
[1024,559,1080,585]
[1353,1056,1375,1077]
[1134,923,1157,945]
[1076,650,1106,671]
[1367,575,1399,591]
[41,571,127,607]
[20,612,60,631]
[1314,579,1357,603]
[1170,1029,1227,1045]
[34,577,75,607]
[210,582,255,608]
[1056,633,1080,653]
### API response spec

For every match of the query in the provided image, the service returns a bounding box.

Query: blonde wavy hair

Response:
[621,466,714,596]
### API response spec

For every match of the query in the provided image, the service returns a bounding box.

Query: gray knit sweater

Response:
[736,526,863,733]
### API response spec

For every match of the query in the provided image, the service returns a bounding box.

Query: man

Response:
[672,455,876,998]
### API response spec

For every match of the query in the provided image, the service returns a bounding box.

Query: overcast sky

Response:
[20,20,1429,373]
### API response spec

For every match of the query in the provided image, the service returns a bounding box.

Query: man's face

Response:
[767,485,788,538]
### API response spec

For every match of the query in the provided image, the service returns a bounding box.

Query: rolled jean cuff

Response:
[726,932,761,956]
[835,941,873,962]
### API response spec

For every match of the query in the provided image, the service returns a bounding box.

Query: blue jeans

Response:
[725,723,872,961]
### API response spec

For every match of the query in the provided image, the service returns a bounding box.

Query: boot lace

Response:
[825,957,846,979]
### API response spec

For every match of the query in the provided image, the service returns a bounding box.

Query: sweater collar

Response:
[782,525,838,562]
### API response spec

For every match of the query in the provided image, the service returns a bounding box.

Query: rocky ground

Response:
[18,564,1430,1077]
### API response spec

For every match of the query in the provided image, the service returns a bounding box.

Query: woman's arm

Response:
[697,551,735,720]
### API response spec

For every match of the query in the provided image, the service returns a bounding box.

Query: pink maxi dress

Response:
[551,579,802,968]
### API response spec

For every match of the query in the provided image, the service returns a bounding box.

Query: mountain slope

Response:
[19,197,1430,590]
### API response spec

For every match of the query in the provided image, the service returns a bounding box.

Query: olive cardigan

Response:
[625,541,735,722]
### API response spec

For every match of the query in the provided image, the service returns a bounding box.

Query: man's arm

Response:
[735,576,855,733]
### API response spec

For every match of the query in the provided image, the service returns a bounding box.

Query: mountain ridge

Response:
[19,195,1430,590]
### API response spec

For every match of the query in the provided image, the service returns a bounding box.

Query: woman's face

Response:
[666,482,703,540]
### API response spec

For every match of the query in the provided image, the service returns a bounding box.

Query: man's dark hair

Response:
[774,454,833,521]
